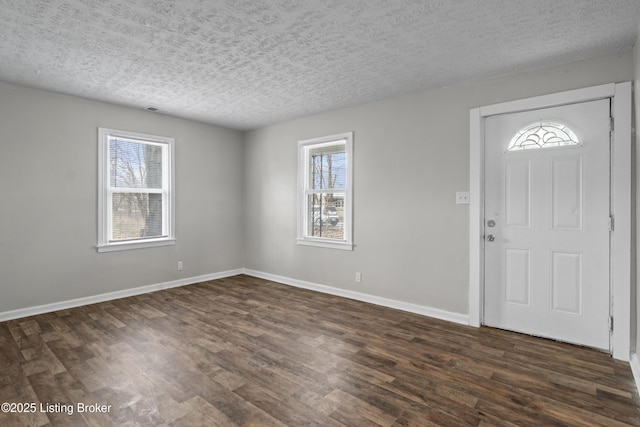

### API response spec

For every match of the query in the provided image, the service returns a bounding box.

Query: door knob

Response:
[486,234,495,242]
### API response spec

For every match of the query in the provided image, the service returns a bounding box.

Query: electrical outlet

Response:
[456,191,470,205]
[355,272,362,283]
[177,261,183,271]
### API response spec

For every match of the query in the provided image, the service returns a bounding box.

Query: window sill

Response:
[97,238,176,253]
[296,238,353,251]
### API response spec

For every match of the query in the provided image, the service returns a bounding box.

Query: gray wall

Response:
[0,50,634,321]
[0,82,245,313]
[243,51,634,315]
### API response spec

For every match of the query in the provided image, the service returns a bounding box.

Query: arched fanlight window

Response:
[508,121,580,151]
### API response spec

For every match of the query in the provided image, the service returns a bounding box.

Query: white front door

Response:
[484,99,610,350]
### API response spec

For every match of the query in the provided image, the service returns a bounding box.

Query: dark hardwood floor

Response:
[0,275,638,426]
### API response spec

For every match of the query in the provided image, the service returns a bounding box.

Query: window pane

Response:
[308,143,346,190]
[111,192,163,240]
[307,193,344,239]
[109,138,163,189]
[508,121,580,151]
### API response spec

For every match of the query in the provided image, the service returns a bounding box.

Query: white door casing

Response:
[469,83,631,361]
[484,100,610,350]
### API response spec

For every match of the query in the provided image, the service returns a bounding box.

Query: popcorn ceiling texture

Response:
[0,0,638,130]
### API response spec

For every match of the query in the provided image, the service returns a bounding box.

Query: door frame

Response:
[469,82,632,361]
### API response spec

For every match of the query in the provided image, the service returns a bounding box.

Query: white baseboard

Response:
[1,268,469,327]
[0,269,243,322]
[242,269,470,326]
[630,353,640,396]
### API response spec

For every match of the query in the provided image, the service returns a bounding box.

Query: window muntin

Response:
[508,121,580,151]
[98,128,175,252]
[298,133,353,250]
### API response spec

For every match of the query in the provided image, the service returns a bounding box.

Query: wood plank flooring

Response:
[0,274,638,426]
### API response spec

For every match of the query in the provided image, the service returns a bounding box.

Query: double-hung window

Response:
[97,128,175,252]
[297,132,353,250]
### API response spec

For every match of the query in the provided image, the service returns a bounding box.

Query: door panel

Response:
[551,251,582,315]
[504,248,530,305]
[551,155,582,230]
[505,158,531,228]
[484,99,610,350]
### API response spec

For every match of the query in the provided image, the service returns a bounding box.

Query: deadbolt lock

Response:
[487,220,496,227]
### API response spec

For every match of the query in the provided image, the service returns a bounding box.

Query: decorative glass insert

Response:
[508,121,579,151]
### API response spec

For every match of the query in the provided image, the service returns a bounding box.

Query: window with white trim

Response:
[297,132,353,250]
[97,128,175,252]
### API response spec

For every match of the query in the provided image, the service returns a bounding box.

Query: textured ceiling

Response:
[0,0,639,130]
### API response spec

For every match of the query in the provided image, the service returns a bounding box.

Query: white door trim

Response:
[469,82,632,361]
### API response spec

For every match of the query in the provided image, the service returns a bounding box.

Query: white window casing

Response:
[97,127,175,253]
[297,132,353,250]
